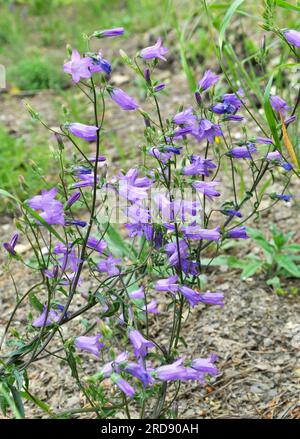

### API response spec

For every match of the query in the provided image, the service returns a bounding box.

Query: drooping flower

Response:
[155,275,179,293]
[32,306,60,327]
[143,300,159,314]
[3,233,18,256]
[196,119,223,144]
[94,27,125,38]
[155,357,186,381]
[198,70,219,92]
[192,181,221,198]
[99,352,128,378]
[87,236,108,254]
[228,143,257,159]
[63,49,93,83]
[75,334,104,357]
[222,209,242,218]
[111,374,135,397]
[179,286,203,307]
[129,287,145,300]
[165,239,189,266]
[54,243,81,273]
[72,173,98,188]
[198,291,224,307]
[182,155,216,176]
[128,329,155,358]
[140,38,168,61]
[68,123,99,141]
[90,51,111,75]
[270,95,290,115]
[284,29,300,48]
[227,226,249,239]
[173,107,197,126]
[149,146,172,164]
[266,151,292,171]
[124,362,154,387]
[181,224,221,241]
[109,88,139,110]
[212,89,244,115]
[191,353,219,375]
[97,253,121,276]
[274,194,292,202]
[28,188,64,226]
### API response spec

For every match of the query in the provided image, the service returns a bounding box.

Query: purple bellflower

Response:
[228,143,257,159]
[284,29,300,48]
[97,253,121,276]
[198,70,219,92]
[192,180,221,198]
[129,329,155,358]
[28,188,64,226]
[32,306,60,327]
[87,236,108,254]
[140,38,168,61]
[227,226,249,239]
[270,95,290,115]
[75,334,104,357]
[155,275,179,293]
[109,88,139,110]
[181,224,221,241]
[63,49,92,83]
[68,123,99,141]
[3,233,18,256]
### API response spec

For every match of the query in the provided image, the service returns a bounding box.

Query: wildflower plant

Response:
[0,23,298,419]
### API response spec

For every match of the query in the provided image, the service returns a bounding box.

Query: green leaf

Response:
[241,259,261,280]
[104,223,132,258]
[275,254,300,278]
[29,293,44,312]
[8,385,25,418]
[219,0,245,50]
[275,1,300,12]
[0,189,20,203]
[20,391,52,415]
[263,74,280,149]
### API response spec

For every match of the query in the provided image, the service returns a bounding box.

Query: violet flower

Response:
[140,38,168,61]
[90,51,111,75]
[192,180,221,198]
[275,194,292,202]
[97,253,121,276]
[3,233,18,256]
[143,300,159,314]
[155,358,186,381]
[155,275,179,293]
[124,362,154,387]
[179,286,203,308]
[28,188,65,226]
[181,225,221,241]
[87,236,108,254]
[95,27,124,38]
[69,123,99,141]
[129,287,145,300]
[223,209,242,218]
[228,144,257,159]
[196,119,223,144]
[113,376,135,397]
[32,306,59,327]
[66,191,81,207]
[199,291,224,307]
[191,353,219,375]
[165,240,189,266]
[182,155,216,176]
[109,88,139,110]
[72,173,98,188]
[227,226,249,239]
[270,95,290,115]
[284,29,300,48]
[75,334,104,357]
[63,49,92,83]
[129,329,154,358]
[173,107,197,126]
[198,69,219,92]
